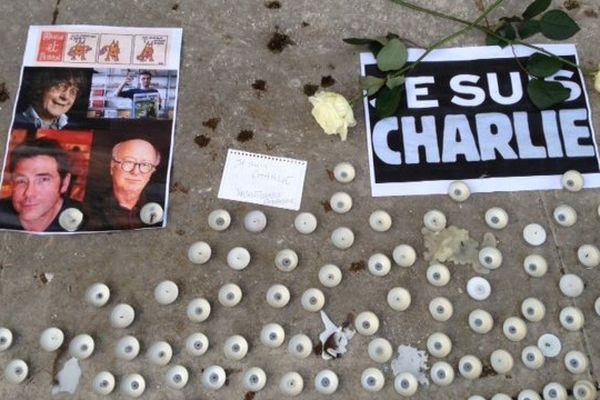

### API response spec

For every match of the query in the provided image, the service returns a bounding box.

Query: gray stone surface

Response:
[0,0,599,399]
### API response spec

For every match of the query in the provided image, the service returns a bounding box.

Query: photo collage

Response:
[0,26,182,233]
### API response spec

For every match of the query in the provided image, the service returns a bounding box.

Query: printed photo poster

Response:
[0,25,182,234]
[360,44,600,196]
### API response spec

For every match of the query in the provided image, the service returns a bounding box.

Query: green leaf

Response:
[360,75,386,96]
[343,37,378,45]
[518,19,541,39]
[373,36,391,46]
[527,78,570,109]
[376,38,408,72]
[486,22,512,48]
[486,32,510,47]
[522,0,551,20]
[500,15,523,23]
[369,42,384,55]
[502,23,516,41]
[375,85,403,118]
[540,10,580,40]
[386,74,405,89]
[342,38,384,54]
[527,53,563,78]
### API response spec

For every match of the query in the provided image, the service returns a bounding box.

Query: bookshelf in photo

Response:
[87,68,177,119]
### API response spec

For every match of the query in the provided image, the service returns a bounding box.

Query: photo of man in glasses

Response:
[89,138,162,230]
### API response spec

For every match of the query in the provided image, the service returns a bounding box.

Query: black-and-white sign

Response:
[360,44,600,196]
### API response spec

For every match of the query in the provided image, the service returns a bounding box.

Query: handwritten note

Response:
[218,149,307,210]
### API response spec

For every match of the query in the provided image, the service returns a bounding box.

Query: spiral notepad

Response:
[218,149,307,210]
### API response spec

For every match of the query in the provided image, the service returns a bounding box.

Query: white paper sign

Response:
[218,149,307,210]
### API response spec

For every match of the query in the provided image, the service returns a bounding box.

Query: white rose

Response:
[308,91,357,141]
[595,66,600,93]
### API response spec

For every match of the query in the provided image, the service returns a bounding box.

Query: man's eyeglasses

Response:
[112,158,157,174]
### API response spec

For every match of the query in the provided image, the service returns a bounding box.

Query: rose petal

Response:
[309,91,355,141]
